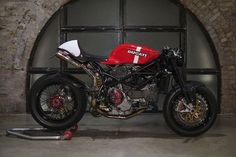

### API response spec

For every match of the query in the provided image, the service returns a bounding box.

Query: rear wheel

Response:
[163,85,217,136]
[30,74,86,130]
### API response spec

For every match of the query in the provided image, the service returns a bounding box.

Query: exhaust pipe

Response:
[56,51,100,89]
[56,51,83,68]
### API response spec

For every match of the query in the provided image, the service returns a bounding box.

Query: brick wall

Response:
[181,0,236,112]
[0,0,235,113]
[0,0,68,113]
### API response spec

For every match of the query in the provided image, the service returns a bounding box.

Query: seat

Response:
[79,49,107,62]
[76,41,107,62]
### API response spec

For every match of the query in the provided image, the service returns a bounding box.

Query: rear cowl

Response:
[101,44,160,65]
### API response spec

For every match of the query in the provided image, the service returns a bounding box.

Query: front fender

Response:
[164,80,206,106]
[172,81,205,91]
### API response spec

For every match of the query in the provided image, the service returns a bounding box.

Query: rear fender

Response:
[34,72,86,90]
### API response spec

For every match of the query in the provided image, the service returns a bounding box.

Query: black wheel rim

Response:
[37,83,77,122]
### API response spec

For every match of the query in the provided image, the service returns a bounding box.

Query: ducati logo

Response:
[127,50,147,57]
[127,46,147,64]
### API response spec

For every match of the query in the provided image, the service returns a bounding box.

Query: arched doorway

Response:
[27,0,221,112]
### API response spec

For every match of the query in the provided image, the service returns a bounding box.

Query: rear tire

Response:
[163,84,217,136]
[30,74,86,130]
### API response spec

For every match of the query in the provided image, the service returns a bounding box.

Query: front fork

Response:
[169,60,196,110]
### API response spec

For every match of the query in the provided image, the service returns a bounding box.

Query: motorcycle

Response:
[30,40,217,136]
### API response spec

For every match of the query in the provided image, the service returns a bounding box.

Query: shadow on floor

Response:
[72,129,225,140]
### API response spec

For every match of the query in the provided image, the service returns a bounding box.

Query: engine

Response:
[103,65,159,116]
[109,65,150,87]
[109,65,133,78]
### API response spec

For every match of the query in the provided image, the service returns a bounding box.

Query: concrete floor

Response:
[0,113,235,157]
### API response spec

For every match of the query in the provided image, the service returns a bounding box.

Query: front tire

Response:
[163,84,217,136]
[30,74,87,130]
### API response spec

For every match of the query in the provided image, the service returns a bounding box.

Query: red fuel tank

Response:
[101,44,160,65]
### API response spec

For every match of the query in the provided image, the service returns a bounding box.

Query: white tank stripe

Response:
[136,46,142,52]
[133,46,142,64]
[133,55,139,64]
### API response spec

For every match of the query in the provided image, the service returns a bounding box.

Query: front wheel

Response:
[163,84,217,136]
